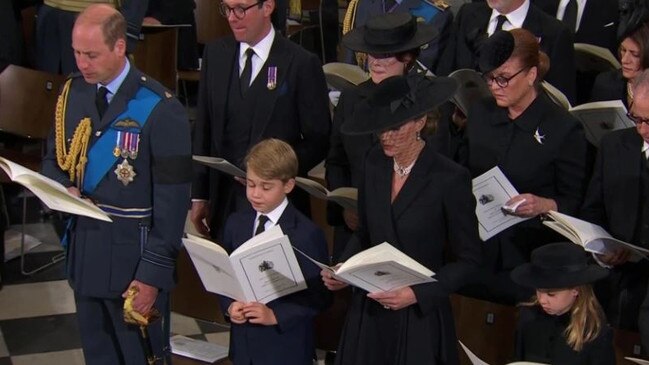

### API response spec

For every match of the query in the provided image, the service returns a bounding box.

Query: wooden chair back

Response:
[0,65,64,140]
[451,294,518,365]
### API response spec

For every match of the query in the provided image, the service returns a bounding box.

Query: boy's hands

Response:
[228,301,246,324]
[228,302,278,326]
[242,302,277,325]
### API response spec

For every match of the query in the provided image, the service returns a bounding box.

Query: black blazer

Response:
[436,1,577,103]
[580,128,645,241]
[590,69,628,107]
[532,0,619,54]
[515,306,615,365]
[465,93,588,269]
[218,203,330,365]
[192,33,331,234]
[336,142,482,365]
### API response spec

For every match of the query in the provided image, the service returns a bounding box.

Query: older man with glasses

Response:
[581,68,649,332]
[190,0,331,240]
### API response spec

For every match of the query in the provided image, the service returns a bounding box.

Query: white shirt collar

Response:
[642,141,649,159]
[556,0,587,31]
[239,26,275,67]
[98,58,130,103]
[488,0,530,35]
[254,197,288,233]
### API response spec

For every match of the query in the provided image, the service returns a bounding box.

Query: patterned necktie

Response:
[495,15,508,32]
[96,86,109,119]
[255,215,269,236]
[240,48,255,94]
[562,0,578,33]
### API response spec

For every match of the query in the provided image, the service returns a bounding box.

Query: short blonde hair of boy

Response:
[245,138,298,182]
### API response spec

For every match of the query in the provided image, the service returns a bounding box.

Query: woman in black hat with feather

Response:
[511,242,614,364]
[322,74,482,365]
[326,12,438,261]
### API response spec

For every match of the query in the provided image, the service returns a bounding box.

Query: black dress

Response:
[335,142,482,365]
[515,306,615,365]
[590,69,628,107]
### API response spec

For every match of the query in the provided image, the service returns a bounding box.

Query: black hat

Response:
[618,0,649,40]
[511,242,609,289]
[342,12,438,54]
[478,30,515,74]
[342,74,458,135]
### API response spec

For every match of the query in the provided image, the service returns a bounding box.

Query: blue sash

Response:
[83,87,161,194]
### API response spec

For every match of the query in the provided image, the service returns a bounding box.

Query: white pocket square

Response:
[604,22,615,27]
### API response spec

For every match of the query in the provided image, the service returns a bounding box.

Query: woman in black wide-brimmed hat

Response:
[322,74,482,365]
[326,12,438,261]
[511,242,614,364]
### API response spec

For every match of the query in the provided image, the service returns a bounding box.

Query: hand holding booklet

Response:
[472,166,530,241]
[182,226,306,304]
[294,242,435,293]
[0,157,111,222]
[542,210,649,262]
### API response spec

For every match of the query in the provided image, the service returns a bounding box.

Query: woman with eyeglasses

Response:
[322,74,481,365]
[326,12,437,261]
[461,29,589,305]
[590,21,649,107]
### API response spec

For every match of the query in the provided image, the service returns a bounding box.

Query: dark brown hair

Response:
[626,21,649,69]
[509,28,550,82]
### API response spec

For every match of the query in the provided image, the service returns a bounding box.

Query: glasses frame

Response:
[219,0,264,19]
[626,109,649,126]
[482,67,528,88]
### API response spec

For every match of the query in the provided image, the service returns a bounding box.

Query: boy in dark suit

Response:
[219,138,331,365]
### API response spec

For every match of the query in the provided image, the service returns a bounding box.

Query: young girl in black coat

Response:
[510,242,615,365]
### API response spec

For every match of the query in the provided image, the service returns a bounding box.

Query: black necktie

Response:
[562,0,578,33]
[495,15,508,32]
[240,48,255,94]
[255,215,269,236]
[96,86,109,119]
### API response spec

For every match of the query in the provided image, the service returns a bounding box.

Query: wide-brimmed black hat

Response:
[511,242,609,289]
[342,12,438,54]
[342,74,458,135]
[478,30,515,74]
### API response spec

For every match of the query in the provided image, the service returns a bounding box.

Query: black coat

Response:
[515,306,615,365]
[336,142,482,365]
[192,33,331,238]
[436,1,577,103]
[590,69,628,107]
[466,93,588,270]
[532,0,618,54]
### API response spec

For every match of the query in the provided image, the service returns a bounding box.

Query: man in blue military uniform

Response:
[41,4,192,364]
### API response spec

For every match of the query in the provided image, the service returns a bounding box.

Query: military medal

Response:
[267,66,277,90]
[115,159,136,186]
[112,119,142,186]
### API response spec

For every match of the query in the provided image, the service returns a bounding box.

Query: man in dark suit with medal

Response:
[582,69,649,332]
[41,4,192,364]
[190,0,331,240]
[436,0,577,103]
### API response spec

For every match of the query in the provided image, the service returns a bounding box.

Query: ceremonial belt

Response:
[83,87,161,194]
[96,203,153,219]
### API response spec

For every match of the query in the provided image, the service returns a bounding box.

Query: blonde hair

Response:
[245,138,298,182]
[521,285,606,352]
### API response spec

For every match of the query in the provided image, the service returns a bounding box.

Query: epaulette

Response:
[137,74,174,100]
